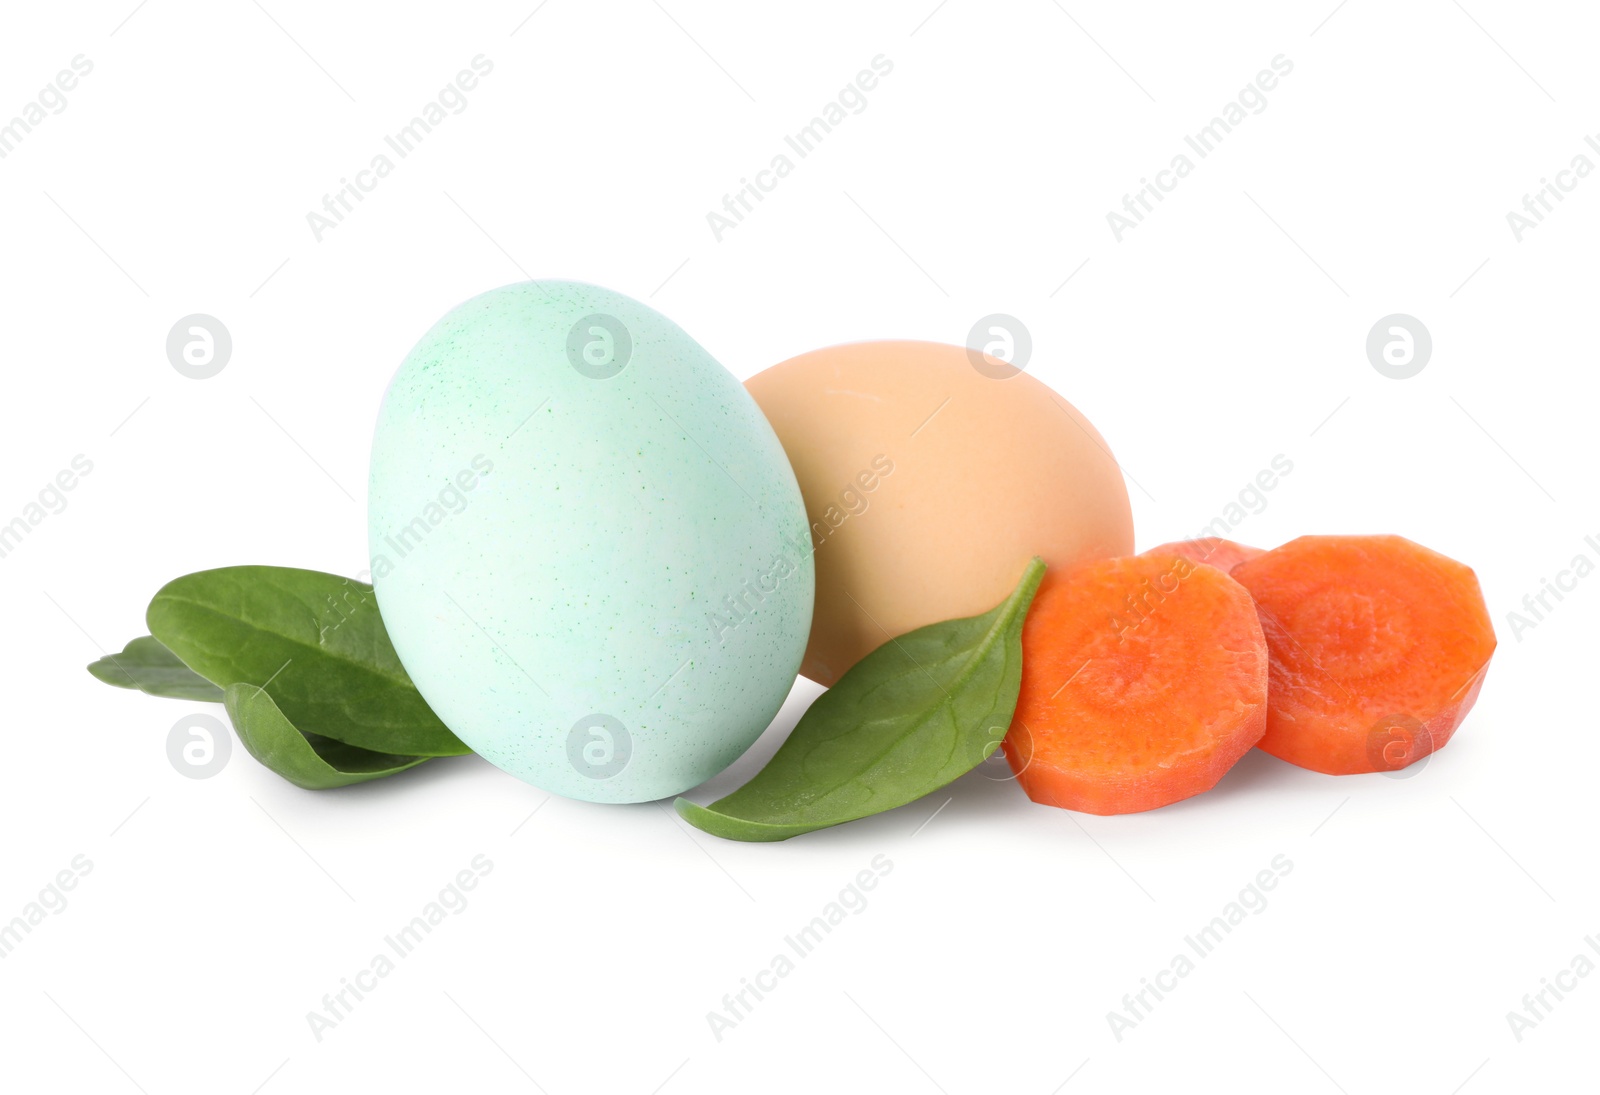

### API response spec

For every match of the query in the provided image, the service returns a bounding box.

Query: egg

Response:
[368,282,813,803]
[746,340,1132,686]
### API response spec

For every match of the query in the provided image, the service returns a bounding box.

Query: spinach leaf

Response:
[224,684,432,789]
[87,636,224,702]
[677,557,1046,842]
[148,566,468,757]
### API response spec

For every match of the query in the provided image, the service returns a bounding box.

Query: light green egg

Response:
[368,281,813,803]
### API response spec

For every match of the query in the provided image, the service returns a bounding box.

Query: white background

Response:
[1,1,1595,1092]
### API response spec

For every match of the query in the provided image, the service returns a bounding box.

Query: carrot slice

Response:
[1231,535,1496,775]
[1144,537,1264,573]
[1003,554,1268,814]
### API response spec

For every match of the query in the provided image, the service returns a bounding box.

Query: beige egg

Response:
[746,340,1134,686]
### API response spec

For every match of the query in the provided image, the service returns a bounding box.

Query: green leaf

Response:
[224,684,431,790]
[148,566,468,757]
[676,556,1047,842]
[87,636,225,702]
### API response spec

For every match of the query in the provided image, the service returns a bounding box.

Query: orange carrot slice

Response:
[1144,537,1264,573]
[1231,535,1496,775]
[1003,554,1268,814]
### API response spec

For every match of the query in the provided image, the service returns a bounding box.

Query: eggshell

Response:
[746,340,1132,686]
[369,281,813,803]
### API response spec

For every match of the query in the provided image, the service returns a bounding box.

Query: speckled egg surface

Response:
[368,281,813,803]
